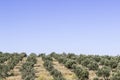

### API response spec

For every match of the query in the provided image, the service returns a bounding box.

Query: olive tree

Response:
[96,66,110,80]
[111,71,120,80]
[87,61,99,70]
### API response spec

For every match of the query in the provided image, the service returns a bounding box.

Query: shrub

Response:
[43,55,65,80]
[109,59,118,68]
[93,77,99,80]
[65,59,76,69]
[77,54,86,64]
[96,66,110,80]
[73,66,83,78]
[111,71,120,80]
[67,53,76,60]
[93,55,101,62]
[81,58,90,67]
[87,61,99,70]
[20,54,36,80]
[81,69,89,80]
[0,64,9,79]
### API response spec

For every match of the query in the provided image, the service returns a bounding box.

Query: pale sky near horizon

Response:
[0,0,120,55]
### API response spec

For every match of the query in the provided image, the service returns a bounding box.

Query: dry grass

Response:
[6,57,27,80]
[34,57,53,80]
[4,57,107,80]
[89,70,97,80]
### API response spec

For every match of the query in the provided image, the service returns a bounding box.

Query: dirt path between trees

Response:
[6,57,27,80]
[52,58,77,80]
[34,57,53,80]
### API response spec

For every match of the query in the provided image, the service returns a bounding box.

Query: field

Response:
[0,52,120,80]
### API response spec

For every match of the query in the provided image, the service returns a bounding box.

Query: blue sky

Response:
[0,0,120,55]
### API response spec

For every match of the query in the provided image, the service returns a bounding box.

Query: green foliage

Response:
[0,53,11,63]
[67,53,76,60]
[1,52,120,80]
[109,59,118,68]
[58,57,67,64]
[77,54,86,64]
[52,53,89,80]
[20,52,27,57]
[50,69,65,80]
[100,58,118,69]
[44,60,54,71]
[27,54,37,64]
[21,62,35,80]
[117,62,120,70]
[93,55,101,62]
[87,61,99,70]
[65,59,76,69]
[111,71,120,80]
[0,53,25,79]
[81,58,90,67]
[42,55,53,61]
[93,77,99,80]
[0,64,9,79]
[96,66,110,80]
[38,53,45,57]
[20,54,36,80]
[73,66,89,80]
[43,55,66,80]
[81,69,89,80]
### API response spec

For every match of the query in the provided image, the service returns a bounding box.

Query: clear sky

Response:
[0,0,120,55]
